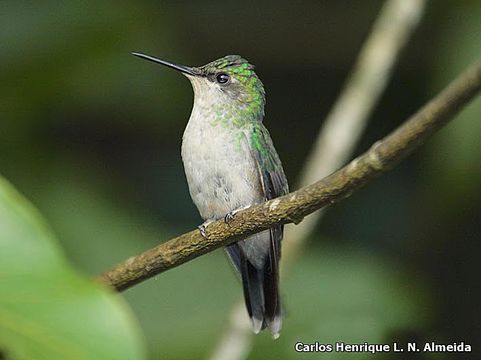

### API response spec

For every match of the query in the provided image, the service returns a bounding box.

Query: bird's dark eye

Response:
[216,73,230,84]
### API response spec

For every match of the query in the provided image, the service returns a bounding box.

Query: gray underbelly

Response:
[181,128,263,220]
[183,156,262,220]
[239,230,271,268]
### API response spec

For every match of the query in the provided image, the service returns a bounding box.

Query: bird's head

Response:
[133,53,265,120]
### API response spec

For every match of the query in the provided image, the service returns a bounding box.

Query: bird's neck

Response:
[189,96,263,130]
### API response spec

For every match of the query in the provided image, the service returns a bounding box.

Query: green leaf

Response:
[0,176,146,360]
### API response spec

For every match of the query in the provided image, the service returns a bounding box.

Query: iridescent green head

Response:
[133,53,266,119]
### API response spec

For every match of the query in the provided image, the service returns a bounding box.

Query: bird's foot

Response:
[224,205,251,225]
[198,219,214,239]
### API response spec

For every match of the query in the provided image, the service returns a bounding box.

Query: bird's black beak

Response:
[132,52,201,76]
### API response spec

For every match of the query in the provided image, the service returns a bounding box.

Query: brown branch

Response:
[99,58,481,292]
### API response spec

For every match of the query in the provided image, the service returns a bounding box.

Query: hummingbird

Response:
[133,52,289,338]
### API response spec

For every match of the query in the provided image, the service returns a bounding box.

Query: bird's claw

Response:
[199,206,252,237]
[224,205,251,225]
[224,211,236,224]
[198,220,214,238]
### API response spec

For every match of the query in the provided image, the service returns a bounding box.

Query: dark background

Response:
[1,1,480,359]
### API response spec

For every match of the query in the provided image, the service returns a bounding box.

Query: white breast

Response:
[181,108,262,221]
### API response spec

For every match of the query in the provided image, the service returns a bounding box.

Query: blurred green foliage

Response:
[1,1,480,359]
[0,177,145,359]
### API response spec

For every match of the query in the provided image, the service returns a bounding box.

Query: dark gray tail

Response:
[225,226,282,338]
